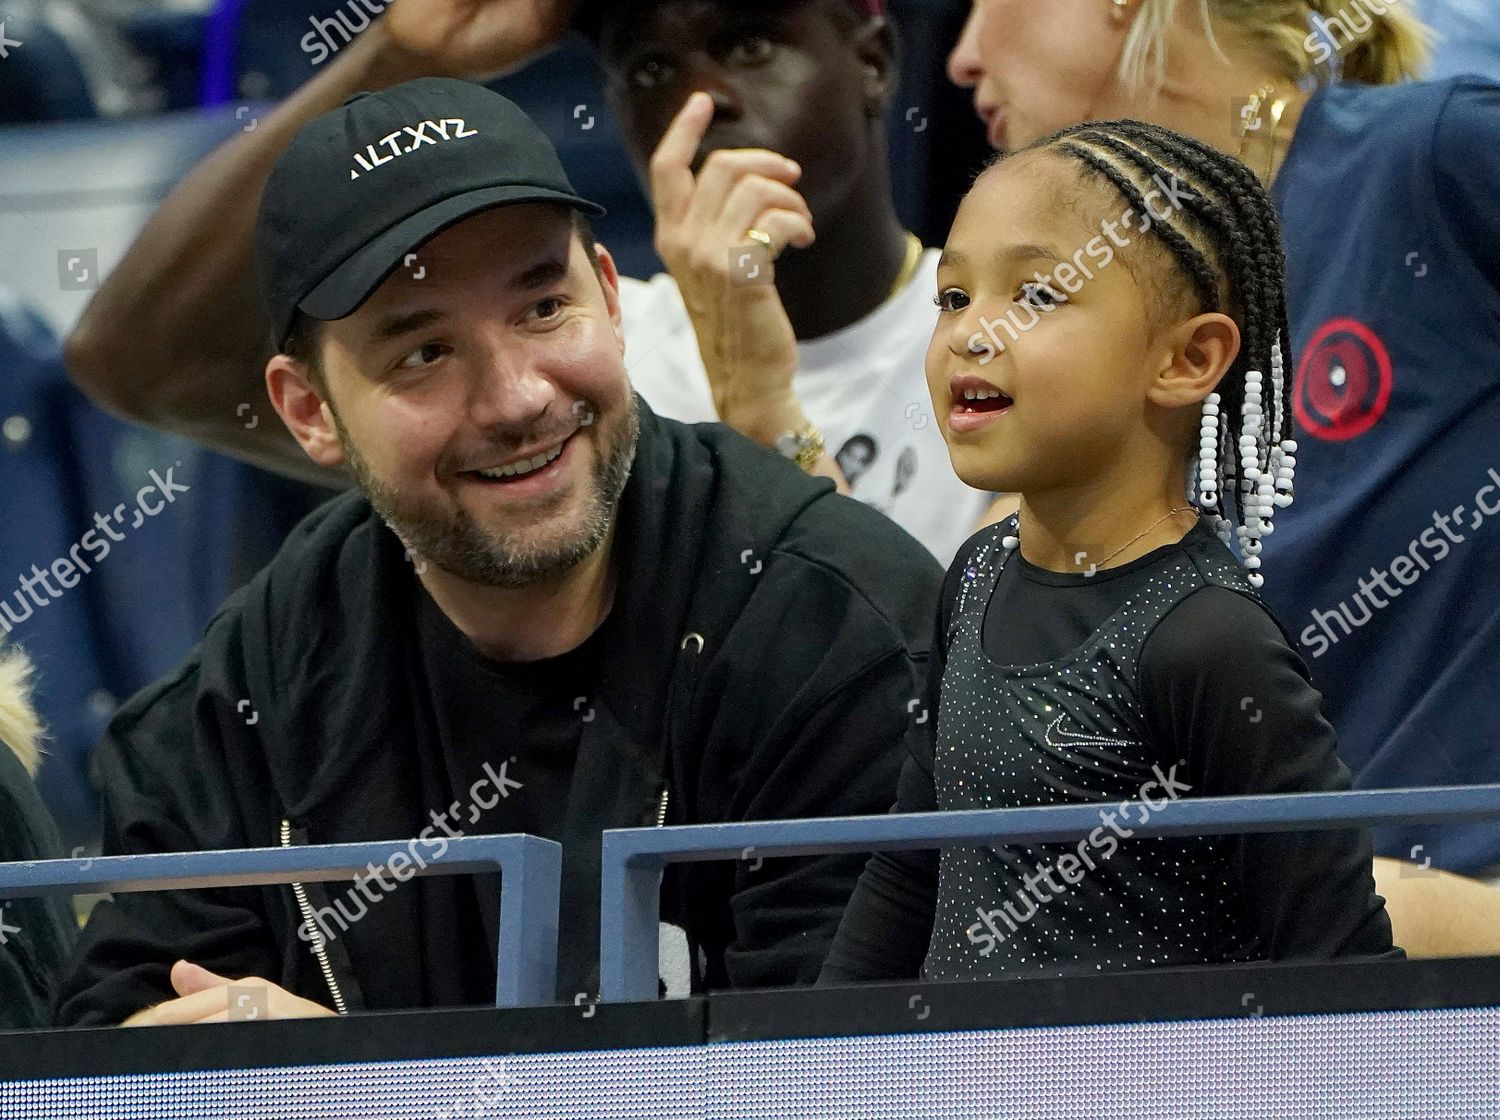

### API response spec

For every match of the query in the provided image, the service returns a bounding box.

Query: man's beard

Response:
[335,397,640,589]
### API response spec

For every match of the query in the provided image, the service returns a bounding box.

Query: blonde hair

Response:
[1119,0,1431,96]
[0,643,45,777]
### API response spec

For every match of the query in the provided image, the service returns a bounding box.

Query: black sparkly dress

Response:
[923,516,1263,979]
[820,514,1400,984]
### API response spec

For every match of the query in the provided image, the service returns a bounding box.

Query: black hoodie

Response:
[55,404,943,1025]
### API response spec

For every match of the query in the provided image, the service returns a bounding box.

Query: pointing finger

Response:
[649,92,715,222]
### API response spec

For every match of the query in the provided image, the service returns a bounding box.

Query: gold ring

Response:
[745,228,778,258]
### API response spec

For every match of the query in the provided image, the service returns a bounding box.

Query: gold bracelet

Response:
[774,423,826,473]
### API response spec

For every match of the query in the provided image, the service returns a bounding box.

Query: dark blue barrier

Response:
[0,834,560,1008]
[598,785,1500,1001]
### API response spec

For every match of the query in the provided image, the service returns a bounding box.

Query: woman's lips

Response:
[984,106,1009,150]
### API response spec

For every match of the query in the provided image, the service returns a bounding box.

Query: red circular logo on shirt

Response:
[1293,317,1393,441]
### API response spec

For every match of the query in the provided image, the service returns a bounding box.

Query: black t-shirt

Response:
[412,583,607,976]
[821,517,1397,982]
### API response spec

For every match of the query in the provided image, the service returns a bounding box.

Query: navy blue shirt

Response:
[1263,77,1500,873]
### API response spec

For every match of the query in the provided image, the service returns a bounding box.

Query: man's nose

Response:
[947,5,985,90]
[466,349,558,433]
[681,60,745,126]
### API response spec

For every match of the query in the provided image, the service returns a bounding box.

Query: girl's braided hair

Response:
[1001,118,1297,584]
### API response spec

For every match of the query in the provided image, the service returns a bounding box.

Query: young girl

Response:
[821,119,1398,982]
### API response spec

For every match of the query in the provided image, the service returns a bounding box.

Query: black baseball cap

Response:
[254,77,606,351]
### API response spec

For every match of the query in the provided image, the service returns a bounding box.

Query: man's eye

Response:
[934,288,970,313]
[533,296,566,321]
[1018,282,1068,310]
[631,56,675,90]
[396,342,448,370]
[726,33,774,66]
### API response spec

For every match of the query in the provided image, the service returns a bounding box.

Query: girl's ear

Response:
[1146,312,1240,408]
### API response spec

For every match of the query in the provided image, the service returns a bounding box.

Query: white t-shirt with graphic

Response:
[617,248,991,565]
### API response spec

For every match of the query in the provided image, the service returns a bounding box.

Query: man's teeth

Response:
[475,443,564,480]
[963,388,1005,401]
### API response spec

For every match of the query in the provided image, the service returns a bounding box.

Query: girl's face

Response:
[948,0,1133,150]
[924,152,1163,495]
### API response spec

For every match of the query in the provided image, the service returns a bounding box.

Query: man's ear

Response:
[853,16,900,114]
[592,242,627,354]
[266,356,346,470]
[1146,311,1240,409]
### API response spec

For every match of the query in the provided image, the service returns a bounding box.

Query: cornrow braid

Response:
[1066,132,1267,381]
[1018,119,1298,587]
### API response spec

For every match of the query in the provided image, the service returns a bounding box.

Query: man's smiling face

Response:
[301,203,639,588]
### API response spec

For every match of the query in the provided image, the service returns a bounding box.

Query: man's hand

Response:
[122,961,338,1026]
[650,93,817,440]
[384,0,579,79]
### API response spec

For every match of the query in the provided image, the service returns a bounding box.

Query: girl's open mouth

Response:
[948,377,1014,433]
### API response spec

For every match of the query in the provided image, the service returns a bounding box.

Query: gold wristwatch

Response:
[773,423,825,474]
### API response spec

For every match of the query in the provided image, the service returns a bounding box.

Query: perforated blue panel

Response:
[4,1007,1497,1118]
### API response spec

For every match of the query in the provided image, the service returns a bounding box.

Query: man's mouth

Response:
[463,432,575,485]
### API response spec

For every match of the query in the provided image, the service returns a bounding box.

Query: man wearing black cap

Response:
[54,76,942,1026]
[65,0,995,565]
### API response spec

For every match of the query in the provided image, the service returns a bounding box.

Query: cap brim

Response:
[299,185,607,324]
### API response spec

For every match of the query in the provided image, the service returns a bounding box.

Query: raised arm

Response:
[64,0,578,486]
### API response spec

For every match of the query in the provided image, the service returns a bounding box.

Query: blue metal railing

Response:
[598,784,1500,1002]
[0,835,560,1008]
[5,787,1499,1010]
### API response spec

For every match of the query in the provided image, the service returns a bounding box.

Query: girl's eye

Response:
[934,288,970,313]
[631,56,675,90]
[396,342,448,370]
[726,33,774,66]
[1018,282,1068,310]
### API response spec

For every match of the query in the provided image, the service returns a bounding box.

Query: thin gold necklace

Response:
[1094,505,1198,568]
[887,231,923,301]
[1010,506,1198,569]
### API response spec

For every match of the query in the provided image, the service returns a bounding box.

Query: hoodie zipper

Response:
[280,819,349,1016]
[655,783,670,827]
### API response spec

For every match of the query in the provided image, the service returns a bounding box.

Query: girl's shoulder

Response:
[944,513,1017,619]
